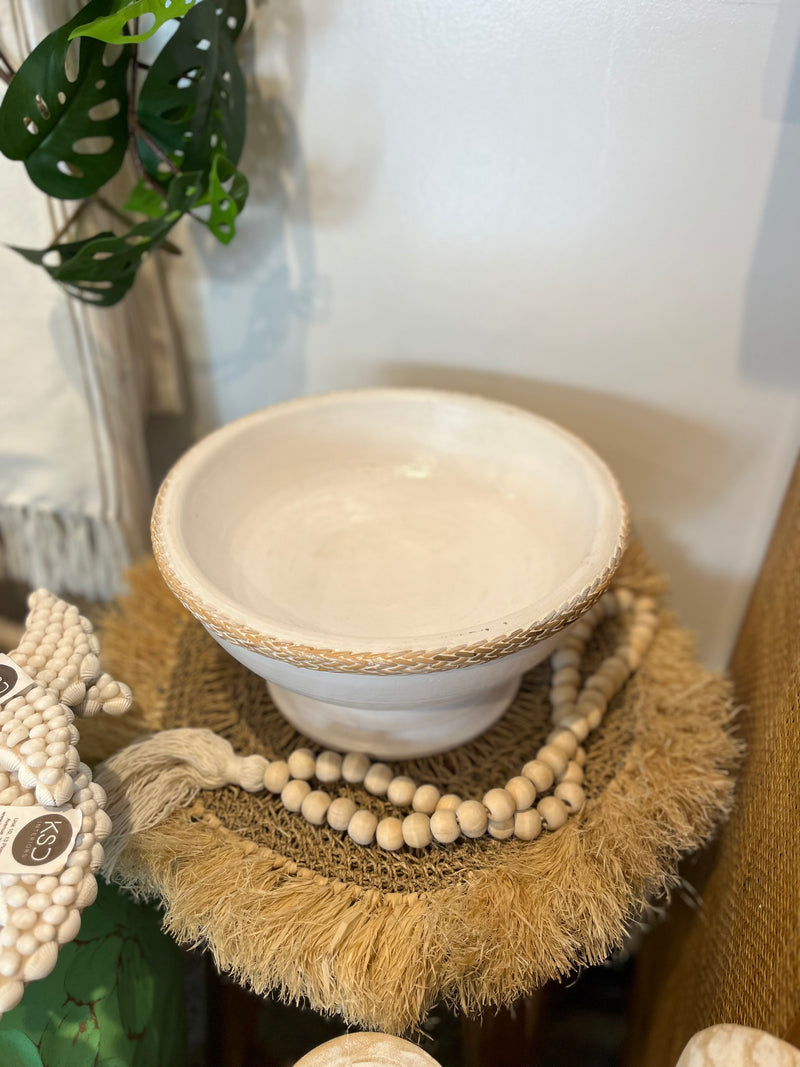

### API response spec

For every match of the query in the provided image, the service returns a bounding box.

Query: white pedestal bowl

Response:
[152,389,628,759]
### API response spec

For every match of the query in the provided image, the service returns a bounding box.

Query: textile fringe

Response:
[0,504,130,601]
[98,729,256,871]
[91,553,741,1033]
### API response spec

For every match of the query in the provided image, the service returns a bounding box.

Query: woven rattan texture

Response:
[632,461,800,1066]
[85,545,739,1032]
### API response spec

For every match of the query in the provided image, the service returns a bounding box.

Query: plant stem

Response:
[132,120,181,175]
[51,200,91,244]
[126,31,173,194]
[94,194,136,230]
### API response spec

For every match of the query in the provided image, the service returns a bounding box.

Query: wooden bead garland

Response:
[155,587,657,856]
[0,590,132,1017]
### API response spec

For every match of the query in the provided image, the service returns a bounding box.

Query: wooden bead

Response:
[603,655,630,683]
[615,588,635,612]
[585,673,617,700]
[315,751,342,784]
[550,684,578,707]
[636,595,658,614]
[552,667,581,689]
[387,776,417,807]
[402,812,432,849]
[456,800,488,839]
[560,636,585,654]
[376,816,404,851]
[554,781,586,814]
[430,809,460,843]
[347,809,378,846]
[287,748,316,781]
[577,697,606,724]
[536,744,569,778]
[327,797,357,831]
[482,788,515,822]
[263,760,290,794]
[538,795,569,831]
[281,779,311,812]
[601,591,620,616]
[558,761,584,785]
[487,817,514,840]
[364,763,393,796]
[569,620,594,642]
[575,746,587,767]
[624,646,642,670]
[629,623,653,651]
[583,687,610,712]
[412,784,440,815]
[514,809,542,841]
[556,712,589,742]
[522,759,554,793]
[341,752,371,784]
[435,794,462,812]
[551,648,580,670]
[301,790,331,826]
[584,707,602,730]
[546,729,578,758]
[505,776,536,812]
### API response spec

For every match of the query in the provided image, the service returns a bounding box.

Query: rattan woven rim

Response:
[151,391,630,675]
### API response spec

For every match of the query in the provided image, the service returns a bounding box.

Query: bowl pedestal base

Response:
[266,677,522,761]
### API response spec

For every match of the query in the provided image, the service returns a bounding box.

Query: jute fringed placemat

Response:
[80,545,740,1035]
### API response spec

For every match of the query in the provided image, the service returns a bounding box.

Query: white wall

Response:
[173,0,800,668]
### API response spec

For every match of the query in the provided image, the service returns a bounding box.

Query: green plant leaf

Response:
[0,0,129,199]
[123,177,167,217]
[11,172,202,306]
[71,0,197,46]
[137,0,246,182]
[195,150,247,243]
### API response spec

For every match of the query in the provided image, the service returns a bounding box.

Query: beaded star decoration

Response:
[0,591,131,1016]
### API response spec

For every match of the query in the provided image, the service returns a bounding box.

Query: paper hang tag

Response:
[0,805,82,876]
[0,654,35,706]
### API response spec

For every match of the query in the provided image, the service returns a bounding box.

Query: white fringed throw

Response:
[0,0,187,600]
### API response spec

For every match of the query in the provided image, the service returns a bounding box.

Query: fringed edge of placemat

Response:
[90,554,742,1034]
[107,701,739,1031]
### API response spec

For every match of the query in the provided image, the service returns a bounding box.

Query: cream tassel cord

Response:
[98,586,658,868]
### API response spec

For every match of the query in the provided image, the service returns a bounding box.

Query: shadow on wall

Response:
[184,2,316,428]
[741,0,800,387]
[381,363,755,660]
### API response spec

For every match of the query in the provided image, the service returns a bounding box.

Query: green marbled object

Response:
[0,880,185,1066]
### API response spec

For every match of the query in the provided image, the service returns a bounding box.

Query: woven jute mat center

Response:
[83,545,740,1033]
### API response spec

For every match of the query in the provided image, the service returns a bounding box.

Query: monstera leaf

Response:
[71,0,198,45]
[195,149,248,243]
[136,0,246,181]
[12,172,202,305]
[122,177,167,217]
[0,0,129,199]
